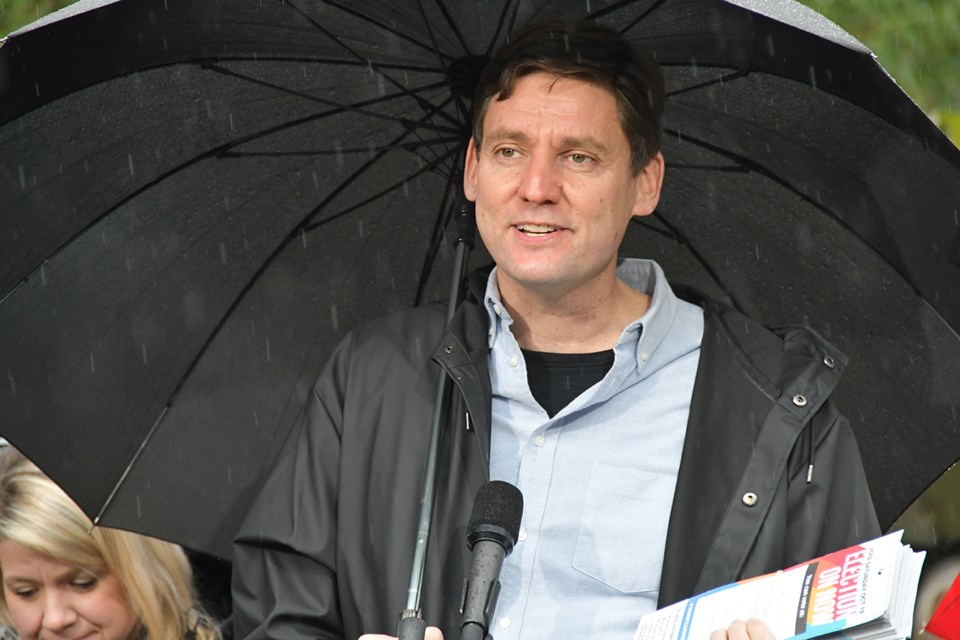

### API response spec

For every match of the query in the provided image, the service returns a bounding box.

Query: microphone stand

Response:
[397,201,475,640]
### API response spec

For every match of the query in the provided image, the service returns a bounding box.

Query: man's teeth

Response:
[518,224,557,234]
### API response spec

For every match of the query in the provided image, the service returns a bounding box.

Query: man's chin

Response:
[496,268,580,295]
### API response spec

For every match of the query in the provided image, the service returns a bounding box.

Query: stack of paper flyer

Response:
[634,531,925,640]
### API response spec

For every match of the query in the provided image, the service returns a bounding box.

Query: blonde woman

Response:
[0,447,220,640]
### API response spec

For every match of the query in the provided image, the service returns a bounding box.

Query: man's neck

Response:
[497,274,650,353]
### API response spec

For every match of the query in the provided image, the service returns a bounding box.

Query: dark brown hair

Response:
[472,20,665,174]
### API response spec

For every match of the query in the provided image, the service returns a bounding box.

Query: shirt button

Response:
[493,303,502,316]
[499,617,511,630]
[509,354,519,367]
[518,527,527,542]
[534,434,545,447]
[639,350,649,361]
[488,327,494,337]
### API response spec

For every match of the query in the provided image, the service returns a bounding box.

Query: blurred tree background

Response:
[801,0,960,144]
[1,0,68,35]
[1,0,957,143]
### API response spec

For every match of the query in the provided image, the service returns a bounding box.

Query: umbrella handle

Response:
[397,613,427,640]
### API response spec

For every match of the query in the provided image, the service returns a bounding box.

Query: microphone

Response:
[459,481,523,640]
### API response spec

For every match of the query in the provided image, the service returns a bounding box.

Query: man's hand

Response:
[710,618,775,640]
[358,627,444,640]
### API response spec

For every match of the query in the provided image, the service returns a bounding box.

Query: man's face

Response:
[464,72,663,301]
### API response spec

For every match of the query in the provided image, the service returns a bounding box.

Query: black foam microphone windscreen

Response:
[467,480,524,551]
[460,481,523,640]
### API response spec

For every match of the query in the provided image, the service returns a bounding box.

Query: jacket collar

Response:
[431,268,494,469]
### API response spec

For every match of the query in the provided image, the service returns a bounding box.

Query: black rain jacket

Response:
[233,272,880,640]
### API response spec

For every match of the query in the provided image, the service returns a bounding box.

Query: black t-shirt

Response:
[521,348,615,418]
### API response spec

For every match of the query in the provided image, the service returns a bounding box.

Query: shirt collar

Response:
[483,268,511,349]
[483,258,680,371]
[612,258,678,373]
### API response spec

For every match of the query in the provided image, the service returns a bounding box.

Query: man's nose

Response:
[42,591,79,634]
[516,152,562,204]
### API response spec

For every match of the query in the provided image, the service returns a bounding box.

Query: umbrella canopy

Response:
[1,0,959,560]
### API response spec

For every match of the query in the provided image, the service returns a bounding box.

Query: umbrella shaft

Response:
[405,374,451,611]
[404,239,470,614]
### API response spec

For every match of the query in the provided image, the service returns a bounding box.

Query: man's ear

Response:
[463,137,479,202]
[631,151,665,218]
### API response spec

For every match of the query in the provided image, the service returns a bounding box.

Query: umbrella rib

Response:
[204,63,458,136]
[664,69,749,99]
[304,145,461,232]
[419,0,471,125]
[667,163,748,172]
[590,0,669,28]
[203,66,461,170]
[426,0,473,58]
[660,126,926,302]
[220,137,463,158]
[91,406,168,528]
[404,87,466,168]
[485,0,520,57]
[629,213,748,313]
[920,296,960,343]
[285,0,462,130]
[264,93,460,187]
[316,0,458,62]
[196,55,444,74]
[661,125,823,200]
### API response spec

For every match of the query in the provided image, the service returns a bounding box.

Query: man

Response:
[233,21,879,640]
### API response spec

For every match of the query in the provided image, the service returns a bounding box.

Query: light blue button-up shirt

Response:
[485,258,704,640]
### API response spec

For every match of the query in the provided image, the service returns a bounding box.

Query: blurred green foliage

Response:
[1,0,958,144]
[0,0,74,35]
[799,0,960,144]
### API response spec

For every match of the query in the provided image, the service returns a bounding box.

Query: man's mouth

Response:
[517,223,558,236]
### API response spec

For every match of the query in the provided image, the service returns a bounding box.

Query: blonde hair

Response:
[0,448,220,640]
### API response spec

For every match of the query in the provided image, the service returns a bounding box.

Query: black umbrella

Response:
[1,0,959,561]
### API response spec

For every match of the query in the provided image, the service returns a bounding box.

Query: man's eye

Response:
[497,148,517,158]
[568,153,591,164]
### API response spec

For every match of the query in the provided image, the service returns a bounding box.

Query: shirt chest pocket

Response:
[571,463,676,594]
